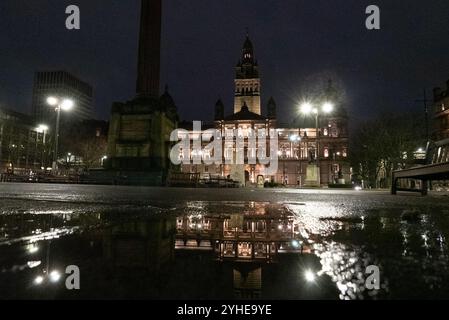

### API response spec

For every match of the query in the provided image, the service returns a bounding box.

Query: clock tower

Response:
[234,34,261,115]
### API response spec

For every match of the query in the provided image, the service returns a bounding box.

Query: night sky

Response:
[1,0,449,126]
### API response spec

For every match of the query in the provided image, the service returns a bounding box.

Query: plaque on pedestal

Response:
[257,175,265,188]
[304,165,320,187]
[230,164,245,187]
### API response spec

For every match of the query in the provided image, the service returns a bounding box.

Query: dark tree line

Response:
[350,112,426,188]
[59,120,109,171]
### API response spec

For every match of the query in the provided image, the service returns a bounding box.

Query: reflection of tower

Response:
[233,265,262,299]
[136,0,162,97]
[234,34,261,115]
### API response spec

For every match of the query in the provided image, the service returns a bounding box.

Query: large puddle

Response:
[1,201,449,299]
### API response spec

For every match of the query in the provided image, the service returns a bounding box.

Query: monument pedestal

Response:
[304,164,320,187]
[230,164,245,187]
[257,175,265,188]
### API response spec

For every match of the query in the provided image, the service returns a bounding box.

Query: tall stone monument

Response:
[106,0,178,185]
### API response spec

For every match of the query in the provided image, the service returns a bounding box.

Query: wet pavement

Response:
[1,183,449,300]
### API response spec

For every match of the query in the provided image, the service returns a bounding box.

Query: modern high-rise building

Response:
[32,71,93,124]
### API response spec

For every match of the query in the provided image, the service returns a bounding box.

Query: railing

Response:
[392,138,449,195]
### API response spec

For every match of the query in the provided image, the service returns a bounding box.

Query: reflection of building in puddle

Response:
[233,265,262,299]
[103,217,176,272]
[176,203,304,262]
[176,203,307,299]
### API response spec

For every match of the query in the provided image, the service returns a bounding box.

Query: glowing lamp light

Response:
[292,240,300,248]
[289,135,300,142]
[47,97,58,106]
[61,99,74,111]
[322,102,334,113]
[49,270,61,283]
[300,102,313,114]
[34,275,44,285]
[36,124,49,133]
[304,270,316,283]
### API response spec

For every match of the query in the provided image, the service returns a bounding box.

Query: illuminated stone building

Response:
[179,35,350,186]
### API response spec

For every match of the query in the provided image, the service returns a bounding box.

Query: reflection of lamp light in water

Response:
[34,275,44,285]
[304,270,316,282]
[28,244,39,254]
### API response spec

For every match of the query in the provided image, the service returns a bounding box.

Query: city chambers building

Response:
[178,35,350,187]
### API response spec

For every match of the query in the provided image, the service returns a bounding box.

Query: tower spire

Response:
[242,33,254,65]
[234,33,261,115]
[136,0,162,97]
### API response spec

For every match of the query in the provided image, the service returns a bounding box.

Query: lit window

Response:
[324,148,329,158]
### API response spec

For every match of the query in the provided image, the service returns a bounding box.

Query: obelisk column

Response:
[136,0,162,97]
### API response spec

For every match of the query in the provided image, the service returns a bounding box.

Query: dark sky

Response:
[1,0,449,125]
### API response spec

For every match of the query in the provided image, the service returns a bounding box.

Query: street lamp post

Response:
[300,101,334,187]
[46,97,74,172]
[36,124,49,169]
[289,134,301,187]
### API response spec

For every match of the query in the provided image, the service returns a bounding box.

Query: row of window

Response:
[432,146,449,164]
[180,147,347,161]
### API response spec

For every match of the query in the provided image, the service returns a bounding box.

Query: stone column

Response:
[136,0,162,97]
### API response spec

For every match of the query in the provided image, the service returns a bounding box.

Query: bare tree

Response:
[351,112,425,188]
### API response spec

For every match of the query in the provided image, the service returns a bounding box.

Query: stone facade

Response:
[433,80,449,140]
[234,36,261,115]
[179,35,350,187]
[107,93,177,172]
